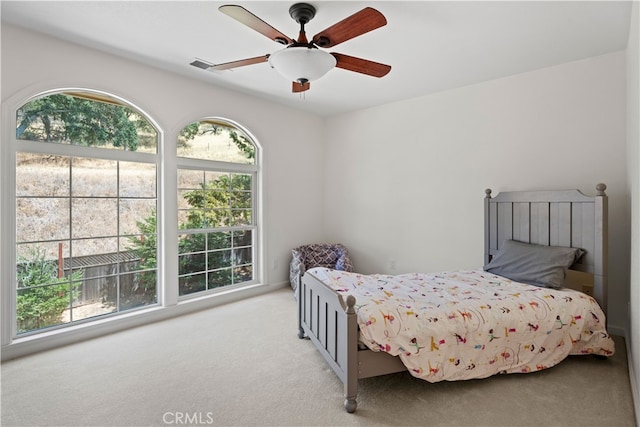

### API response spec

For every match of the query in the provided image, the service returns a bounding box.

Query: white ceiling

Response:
[1,1,632,116]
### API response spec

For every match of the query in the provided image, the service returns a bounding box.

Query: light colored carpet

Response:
[1,287,636,427]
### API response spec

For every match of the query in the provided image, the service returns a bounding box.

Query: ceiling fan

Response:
[190,3,392,93]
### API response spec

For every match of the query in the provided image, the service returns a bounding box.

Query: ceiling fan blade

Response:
[190,55,269,71]
[212,55,269,71]
[219,5,293,45]
[292,81,311,93]
[331,53,391,78]
[312,7,387,48]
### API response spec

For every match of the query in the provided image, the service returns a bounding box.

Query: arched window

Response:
[13,90,159,334]
[176,119,258,296]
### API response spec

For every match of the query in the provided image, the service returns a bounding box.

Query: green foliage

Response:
[16,247,82,333]
[17,93,148,151]
[127,211,158,293]
[129,173,252,295]
[229,130,255,160]
[182,174,252,228]
[177,122,204,147]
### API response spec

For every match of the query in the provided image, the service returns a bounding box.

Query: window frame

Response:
[175,118,260,300]
[3,88,163,339]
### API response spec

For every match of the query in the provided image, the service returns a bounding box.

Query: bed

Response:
[297,184,614,413]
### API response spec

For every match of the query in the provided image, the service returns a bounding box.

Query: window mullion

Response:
[161,131,179,307]
[68,158,74,322]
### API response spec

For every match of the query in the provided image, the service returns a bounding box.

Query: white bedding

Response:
[309,267,615,383]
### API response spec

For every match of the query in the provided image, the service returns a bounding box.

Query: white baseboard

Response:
[610,324,627,338]
[625,329,640,427]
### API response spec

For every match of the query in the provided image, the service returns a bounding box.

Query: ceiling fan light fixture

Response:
[268,46,336,83]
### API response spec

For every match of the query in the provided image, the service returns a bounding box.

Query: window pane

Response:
[17,280,73,333]
[71,198,117,238]
[16,153,69,197]
[178,169,204,188]
[17,247,63,289]
[120,162,156,198]
[231,174,252,191]
[179,252,205,276]
[209,208,230,227]
[234,265,253,284]
[120,199,156,236]
[16,92,158,153]
[177,189,197,210]
[208,249,232,269]
[179,233,206,253]
[72,158,117,197]
[179,274,206,296]
[65,287,115,323]
[208,232,231,249]
[16,198,70,243]
[119,272,157,310]
[120,250,153,274]
[233,247,252,266]
[71,237,118,258]
[231,191,252,208]
[75,273,112,307]
[208,269,231,288]
[233,230,252,247]
[231,209,251,226]
[177,121,255,164]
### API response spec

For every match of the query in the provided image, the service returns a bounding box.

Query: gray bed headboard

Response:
[484,184,608,313]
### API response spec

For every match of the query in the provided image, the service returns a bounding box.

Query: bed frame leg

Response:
[344,294,359,413]
[344,398,357,413]
[297,278,306,339]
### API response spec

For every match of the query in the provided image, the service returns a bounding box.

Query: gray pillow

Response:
[483,240,585,289]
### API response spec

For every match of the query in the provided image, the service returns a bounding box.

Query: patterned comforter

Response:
[308,267,615,383]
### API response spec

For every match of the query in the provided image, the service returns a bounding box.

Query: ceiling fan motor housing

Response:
[289,3,316,24]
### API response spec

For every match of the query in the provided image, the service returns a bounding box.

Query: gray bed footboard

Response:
[298,270,359,412]
[298,270,406,412]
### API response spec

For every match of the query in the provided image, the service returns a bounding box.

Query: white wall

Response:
[626,0,640,416]
[324,51,629,335]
